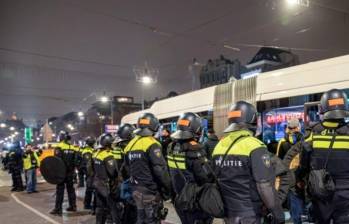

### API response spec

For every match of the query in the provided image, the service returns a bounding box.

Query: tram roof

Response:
[122,54,349,124]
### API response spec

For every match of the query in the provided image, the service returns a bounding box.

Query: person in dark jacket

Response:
[8,141,24,192]
[81,137,96,210]
[203,128,219,160]
[276,118,305,224]
[168,112,214,224]
[212,101,284,224]
[124,113,172,224]
[112,123,137,224]
[160,128,172,159]
[300,89,349,224]
[50,131,79,215]
[92,133,122,224]
[276,119,303,160]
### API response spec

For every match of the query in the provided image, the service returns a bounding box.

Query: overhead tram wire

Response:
[0,47,131,69]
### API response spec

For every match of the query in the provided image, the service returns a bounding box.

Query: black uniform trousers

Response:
[224,216,261,224]
[84,176,95,208]
[78,167,86,187]
[312,190,349,224]
[11,168,24,190]
[122,200,137,224]
[96,192,122,224]
[132,189,162,224]
[174,205,213,224]
[55,174,76,210]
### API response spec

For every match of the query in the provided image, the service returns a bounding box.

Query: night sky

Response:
[0,0,348,125]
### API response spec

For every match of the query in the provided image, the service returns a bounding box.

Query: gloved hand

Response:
[160,187,172,201]
[270,208,285,224]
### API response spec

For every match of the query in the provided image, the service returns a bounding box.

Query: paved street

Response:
[0,170,224,224]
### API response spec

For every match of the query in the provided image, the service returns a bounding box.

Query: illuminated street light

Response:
[52,133,56,137]
[0,123,6,128]
[286,0,298,5]
[67,124,75,131]
[14,131,19,135]
[140,76,153,84]
[134,62,158,110]
[99,93,115,125]
[9,126,15,131]
[77,111,84,117]
[36,137,40,141]
[285,0,309,7]
[100,96,109,103]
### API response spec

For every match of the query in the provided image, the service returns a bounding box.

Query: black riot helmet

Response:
[58,131,71,142]
[134,113,160,137]
[97,133,114,149]
[171,112,202,140]
[117,123,135,141]
[85,136,96,147]
[320,89,349,120]
[224,101,257,133]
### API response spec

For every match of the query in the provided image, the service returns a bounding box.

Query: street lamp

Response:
[99,94,115,125]
[100,96,109,103]
[9,126,15,131]
[67,124,75,131]
[134,62,158,110]
[77,111,84,117]
[286,0,298,5]
[0,123,6,128]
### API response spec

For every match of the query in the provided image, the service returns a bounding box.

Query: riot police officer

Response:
[8,141,24,192]
[93,133,122,224]
[50,131,78,215]
[168,112,214,224]
[81,136,96,210]
[300,89,349,223]
[212,101,284,224]
[77,145,86,188]
[124,113,172,224]
[112,123,135,175]
[112,123,137,224]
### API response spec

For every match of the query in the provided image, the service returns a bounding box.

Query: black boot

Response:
[49,208,62,216]
[84,204,92,210]
[66,206,77,212]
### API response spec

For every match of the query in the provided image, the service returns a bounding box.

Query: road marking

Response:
[11,193,61,224]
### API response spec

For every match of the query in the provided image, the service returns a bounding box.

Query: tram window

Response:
[304,104,321,125]
[261,105,305,144]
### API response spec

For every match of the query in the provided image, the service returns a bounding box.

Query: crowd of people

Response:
[2,88,349,224]
[1,142,41,193]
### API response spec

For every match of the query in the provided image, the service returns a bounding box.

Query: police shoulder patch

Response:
[153,148,162,158]
[107,159,114,166]
[261,154,271,168]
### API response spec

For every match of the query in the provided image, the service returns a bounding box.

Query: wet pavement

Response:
[0,170,225,224]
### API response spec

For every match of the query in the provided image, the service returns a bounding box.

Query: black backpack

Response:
[174,181,201,211]
[172,156,202,211]
[198,135,248,218]
[198,182,224,218]
[308,132,336,200]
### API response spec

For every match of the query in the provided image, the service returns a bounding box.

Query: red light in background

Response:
[266,112,304,125]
